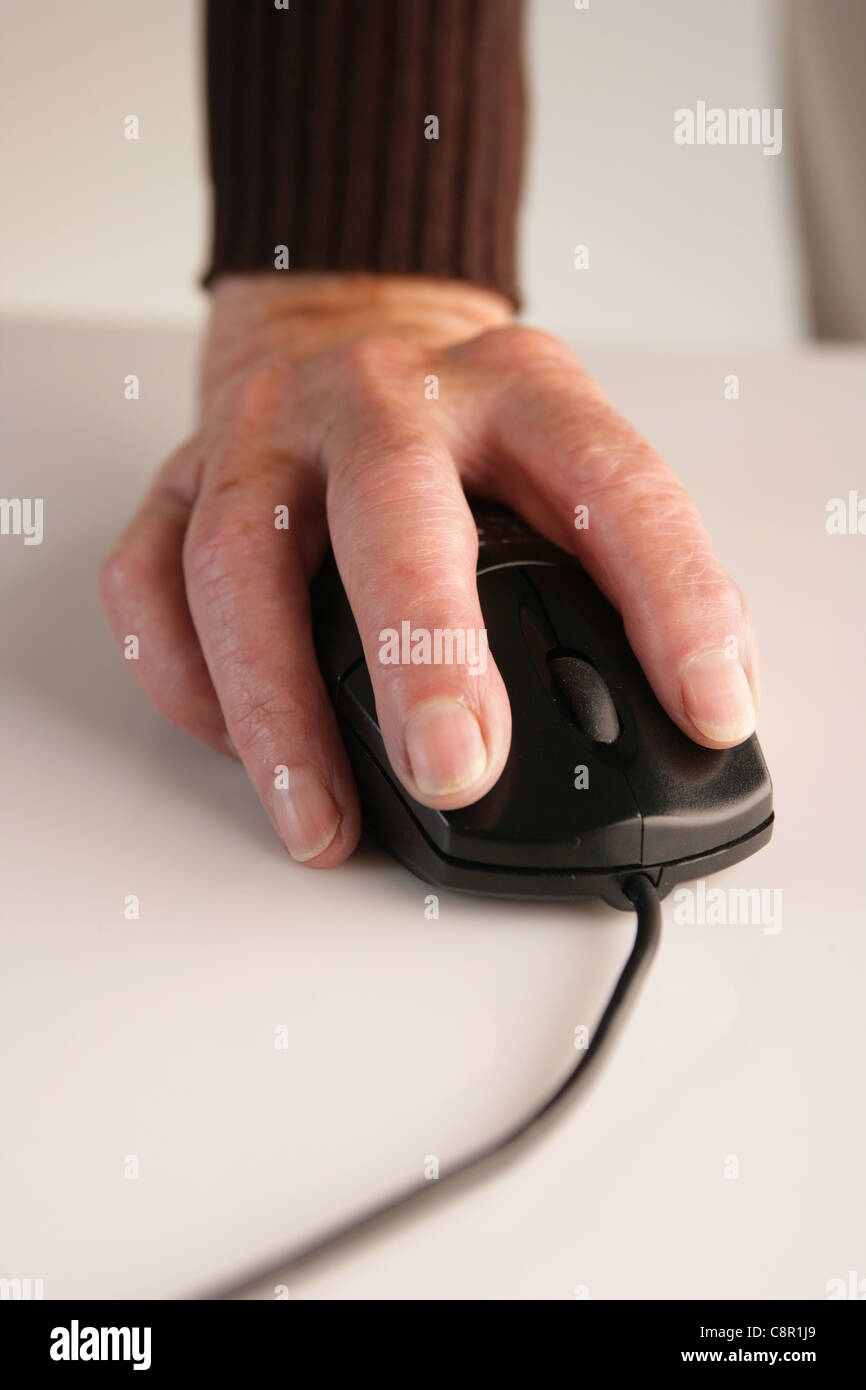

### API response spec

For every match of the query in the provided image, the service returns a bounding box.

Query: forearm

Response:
[203,0,526,306]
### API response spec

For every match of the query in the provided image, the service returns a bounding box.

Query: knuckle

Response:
[232,363,290,430]
[229,691,307,750]
[658,540,733,600]
[329,336,425,405]
[202,364,299,446]
[183,510,262,589]
[205,455,285,509]
[315,337,432,461]
[98,544,153,611]
[97,549,129,608]
[500,324,558,354]
[475,323,577,370]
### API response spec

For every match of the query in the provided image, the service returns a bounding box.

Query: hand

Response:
[99,273,760,867]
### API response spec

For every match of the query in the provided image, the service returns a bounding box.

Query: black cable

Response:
[204,873,662,1299]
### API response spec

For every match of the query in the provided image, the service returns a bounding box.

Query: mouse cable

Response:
[205,873,662,1300]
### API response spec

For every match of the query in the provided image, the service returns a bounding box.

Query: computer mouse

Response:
[311,502,773,909]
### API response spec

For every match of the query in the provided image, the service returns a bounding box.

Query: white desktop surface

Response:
[1,319,864,1301]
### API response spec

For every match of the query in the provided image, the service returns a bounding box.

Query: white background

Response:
[1,321,863,1299]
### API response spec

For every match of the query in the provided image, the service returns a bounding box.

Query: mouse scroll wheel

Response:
[548,655,621,744]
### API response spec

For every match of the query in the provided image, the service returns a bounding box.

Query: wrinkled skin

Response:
[99,273,760,865]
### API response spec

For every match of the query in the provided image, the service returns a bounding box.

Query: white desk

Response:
[1,320,863,1300]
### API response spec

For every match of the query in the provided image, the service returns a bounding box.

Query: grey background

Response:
[0,0,805,342]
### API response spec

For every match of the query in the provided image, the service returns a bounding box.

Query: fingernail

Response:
[680,648,757,743]
[403,698,487,796]
[271,767,342,862]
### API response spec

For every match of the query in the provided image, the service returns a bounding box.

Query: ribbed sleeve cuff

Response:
[202,0,525,306]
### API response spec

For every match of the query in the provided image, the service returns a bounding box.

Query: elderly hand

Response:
[99,273,760,866]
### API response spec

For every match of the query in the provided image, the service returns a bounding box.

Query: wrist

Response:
[202,272,512,396]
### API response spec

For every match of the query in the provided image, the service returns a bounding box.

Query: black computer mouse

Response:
[311,502,773,910]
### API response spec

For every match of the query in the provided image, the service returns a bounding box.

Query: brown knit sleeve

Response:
[202,0,526,306]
